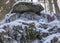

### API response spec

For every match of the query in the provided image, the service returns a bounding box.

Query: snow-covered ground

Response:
[0,0,60,43]
[0,10,60,43]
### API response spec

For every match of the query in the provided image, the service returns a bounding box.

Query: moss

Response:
[51,37,58,43]
[20,24,41,43]
[28,23,35,29]
[25,27,38,40]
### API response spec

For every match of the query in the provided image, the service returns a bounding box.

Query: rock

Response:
[12,2,44,15]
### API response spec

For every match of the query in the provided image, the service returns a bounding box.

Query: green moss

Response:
[25,28,38,40]
[51,37,58,43]
[21,24,41,43]
[28,23,35,29]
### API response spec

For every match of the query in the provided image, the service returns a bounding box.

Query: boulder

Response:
[12,2,44,15]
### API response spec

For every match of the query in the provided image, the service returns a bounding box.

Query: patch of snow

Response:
[33,0,38,2]
[33,2,41,5]
[32,39,40,43]
[43,33,60,43]
[0,29,6,33]
[4,35,11,39]
[12,40,18,43]
[48,20,60,28]
[6,0,9,4]
[0,7,3,12]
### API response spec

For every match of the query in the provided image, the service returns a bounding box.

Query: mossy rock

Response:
[12,2,44,15]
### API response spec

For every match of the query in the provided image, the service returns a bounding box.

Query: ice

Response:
[33,2,41,5]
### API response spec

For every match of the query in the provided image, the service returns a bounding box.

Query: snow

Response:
[0,29,6,33]
[33,0,38,2]
[0,1,60,43]
[0,13,60,43]
[32,39,40,43]
[0,11,60,43]
[6,0,9,4]
[0,7,3,12]
[43,33,60,43]
[4,35,11,38]
[48,20,60,28]
[12,40,18,43]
